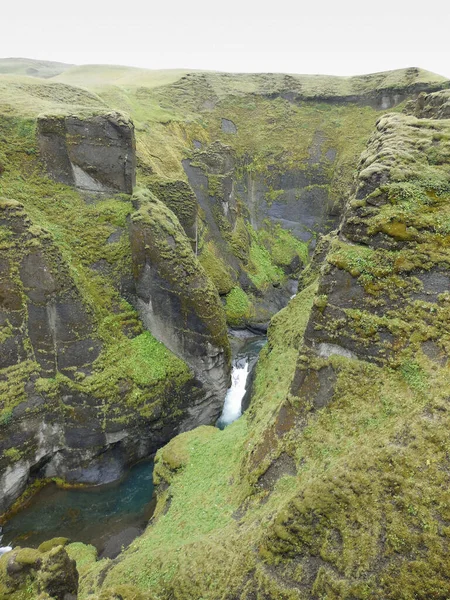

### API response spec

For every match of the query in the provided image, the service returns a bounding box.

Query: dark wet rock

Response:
[107,227,124,243]
[256,452,297,491]
[100,526,143,559]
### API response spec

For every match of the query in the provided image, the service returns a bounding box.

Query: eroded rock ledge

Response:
[37,111,136,193]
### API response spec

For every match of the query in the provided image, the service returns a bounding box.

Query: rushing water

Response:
[0,530,12,556]
[1,460,155,558]
[217,333,267,429]
[0,332,266,556]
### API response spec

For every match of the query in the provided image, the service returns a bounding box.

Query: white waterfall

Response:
[217,360,250,429]
[0,531,11,556]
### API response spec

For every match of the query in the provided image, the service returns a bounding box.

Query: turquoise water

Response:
[2,460,154,557]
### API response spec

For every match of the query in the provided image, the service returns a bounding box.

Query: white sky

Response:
[2,0,450,77]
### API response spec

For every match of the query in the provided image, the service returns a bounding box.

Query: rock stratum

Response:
[0,59,450,599]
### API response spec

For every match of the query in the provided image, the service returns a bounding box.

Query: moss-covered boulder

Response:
[0,542,78,599]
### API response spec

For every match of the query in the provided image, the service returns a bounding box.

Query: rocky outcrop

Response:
[37,112,136,193]
[303,105,450,367]
[405,89,450,119]
[130,190,231,428]
[0,539,78,599]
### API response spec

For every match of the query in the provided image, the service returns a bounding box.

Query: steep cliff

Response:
[37,112,136,193]
[0,86,229,515]
[71,90,450,600]
[130,189,230,427]
[0,190,204,514]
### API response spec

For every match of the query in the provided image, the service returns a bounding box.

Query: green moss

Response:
[247,225,284,289]
[3,447,22,461]
[229,215,251,262]
[66,542,98,576]
[146,178,197,237]
[257,222,309,271]
[224,287,253,326]
[15,548,41,566]
[199,241,235,295]
[37,538,69,553]
[400,360,428,393]
[0,361,40,423]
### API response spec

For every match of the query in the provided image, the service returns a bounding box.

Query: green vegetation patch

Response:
[247,225,284,288]
[199,240,235,295]
[257,222,309,271]
[224,287,253,326]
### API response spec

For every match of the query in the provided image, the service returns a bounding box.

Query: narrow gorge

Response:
[0,60,449,600]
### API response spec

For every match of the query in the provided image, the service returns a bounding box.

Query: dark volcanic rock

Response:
[37,111,136,193]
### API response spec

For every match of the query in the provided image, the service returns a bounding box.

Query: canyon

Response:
[0,59,449,599]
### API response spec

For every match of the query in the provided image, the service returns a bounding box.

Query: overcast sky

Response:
[2,0,450,77]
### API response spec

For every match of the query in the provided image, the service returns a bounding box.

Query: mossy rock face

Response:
[146,178,197,241]
[130,189,231,425]
[405,89,450,119]
[14,547,42,566]
[305,108,450,365]
[0,193,211,517]
[37,111,136,193]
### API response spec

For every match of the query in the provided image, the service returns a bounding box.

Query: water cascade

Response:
[217,359,250,429]
[217,333,267,429]
[0,528,12,556]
